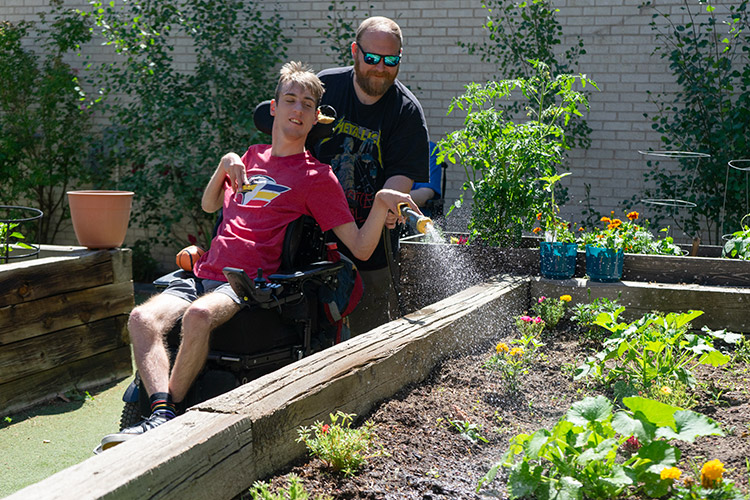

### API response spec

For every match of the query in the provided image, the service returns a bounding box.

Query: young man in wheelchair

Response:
[98,61,421,450]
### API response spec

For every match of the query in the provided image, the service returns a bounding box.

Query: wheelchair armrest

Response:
[269,260,344,285]
[153,269,194,291]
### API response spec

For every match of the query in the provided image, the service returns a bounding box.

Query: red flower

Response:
[321,424,330,434]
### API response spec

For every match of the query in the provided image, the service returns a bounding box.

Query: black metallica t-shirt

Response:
[312,66,429,270]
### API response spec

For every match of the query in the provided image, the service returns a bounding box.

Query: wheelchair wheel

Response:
[119,401,143,431]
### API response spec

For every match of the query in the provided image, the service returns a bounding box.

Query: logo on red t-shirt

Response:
[235,175,290,207]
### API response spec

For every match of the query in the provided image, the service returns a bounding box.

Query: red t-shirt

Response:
[193,144,354,281]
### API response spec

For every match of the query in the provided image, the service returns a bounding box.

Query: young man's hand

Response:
[219,152,249,193]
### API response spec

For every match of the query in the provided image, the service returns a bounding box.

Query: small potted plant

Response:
[579,213,625,282]
[534,173,578,279]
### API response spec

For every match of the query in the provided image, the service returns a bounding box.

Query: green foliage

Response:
[460,0,591,150]
[532,294,570,329]
[485,341,531,391]
[249,474,332,500]
[578,210,683,254]
[438,61,596,247]
[296,412,384,477]
[478,395,724,499]
[0,221,33,263]
[81,0,289,250]
[312,0,371,67]
[574,310,733,403]
[536,173,578,242]
[446,418,489,445]
[570,294,624,342]
[637,1,750,244]
[0,2,94,243]
[722,214,750,260]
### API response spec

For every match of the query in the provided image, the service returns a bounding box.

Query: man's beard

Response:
[354,57,398,98]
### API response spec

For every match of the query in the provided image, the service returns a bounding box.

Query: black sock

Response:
[148,392,176,420]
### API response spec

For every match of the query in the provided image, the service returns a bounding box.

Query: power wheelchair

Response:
[118,103,357,429]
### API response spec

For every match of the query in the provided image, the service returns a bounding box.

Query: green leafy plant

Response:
[0,221,33,263]
[0,2,95,243]
[446,418,489,445]
[533,173,578,243]
[81,0,289,250]
[248,474,332,500]
[636,1,750,244]
[296,411,383,477]
[514,316,545,338]
[574,310,733,403]
[570,294,624,342]
[438,61,596,247]
[532,295,571,329]
[722,214,750,260]
[478,395,725,499]
[485,341,529,391]
[460,0,590,150]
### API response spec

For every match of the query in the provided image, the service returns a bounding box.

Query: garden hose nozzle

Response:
[398,203,433,235]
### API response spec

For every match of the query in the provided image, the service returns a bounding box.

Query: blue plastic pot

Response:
[539,242,577,279]
[585,245,624,282]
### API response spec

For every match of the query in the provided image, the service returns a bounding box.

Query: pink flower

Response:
[538,296,546,303]
[533,317,543,323]
[520,315,531,322]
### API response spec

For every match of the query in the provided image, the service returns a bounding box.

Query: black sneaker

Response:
[94,411,172,454]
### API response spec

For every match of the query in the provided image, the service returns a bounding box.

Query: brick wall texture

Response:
[2,0,726,260]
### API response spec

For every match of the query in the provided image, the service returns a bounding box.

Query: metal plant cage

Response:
[0,205,43,264]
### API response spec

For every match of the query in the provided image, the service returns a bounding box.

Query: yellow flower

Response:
[496,342,509,354]
[660,467,681,481]
[449,236,459,244]
[510,347,524,357]
[701,459,725,488]
[660,386,672,396]
[627,211,639,221]
[560,295,572,302]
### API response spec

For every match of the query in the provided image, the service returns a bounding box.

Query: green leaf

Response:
[549,476,583,500]
[698,350,730,367]
[576,437,618,465]
[507,460,543,499]
[622,397,679,429]
[612,411,657,443]
[566,396,612,426]
[655,410,724,443]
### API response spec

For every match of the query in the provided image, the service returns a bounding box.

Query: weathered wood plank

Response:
[621,254,750,287]
[0,346,132,416]
[530,278,750,332]
[0,316,129,384]
[0,281,134,346]
[6,275,528,500]
[0,250,116,307]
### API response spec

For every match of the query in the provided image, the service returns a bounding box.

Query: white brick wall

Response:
[2,0,727,258]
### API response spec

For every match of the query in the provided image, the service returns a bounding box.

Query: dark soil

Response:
[252,322,750,499]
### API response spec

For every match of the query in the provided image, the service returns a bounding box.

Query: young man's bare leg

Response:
[168,292,240,403]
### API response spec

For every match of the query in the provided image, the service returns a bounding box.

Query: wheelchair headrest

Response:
[253,101,337,147]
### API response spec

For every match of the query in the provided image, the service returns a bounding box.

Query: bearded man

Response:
[312,16,430,335]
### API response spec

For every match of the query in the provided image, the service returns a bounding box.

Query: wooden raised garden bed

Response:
[0,246,134,415]
[8,270,749,499]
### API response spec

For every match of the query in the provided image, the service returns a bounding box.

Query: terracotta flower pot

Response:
[67,190,134,249]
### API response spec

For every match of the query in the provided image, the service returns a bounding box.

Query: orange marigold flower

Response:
[537,212,542,220]
[627,211,639,221]
[510,347,524,357]
[560,295,572,302]
[600,216,611,223]
[578,226,584,231]
[701,459,725,488]
[496,342,510,354]
[660,467,681,481]
[533,227,542,234]
[608,219,623,230]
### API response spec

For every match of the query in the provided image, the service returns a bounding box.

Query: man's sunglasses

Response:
[356,43,402,67]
